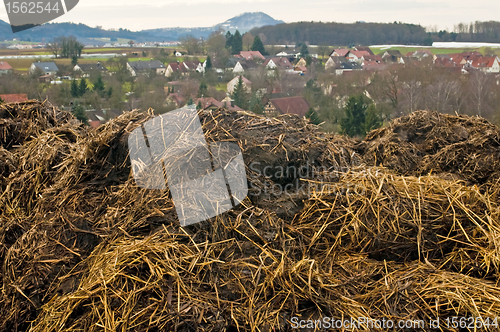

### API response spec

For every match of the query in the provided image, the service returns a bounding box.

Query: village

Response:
[0,31,499,133]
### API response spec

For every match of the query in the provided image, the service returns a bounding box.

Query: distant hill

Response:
[0,12,283,43]
[143,12,284,41]
[0,21,152,44]
[215,12,284,34]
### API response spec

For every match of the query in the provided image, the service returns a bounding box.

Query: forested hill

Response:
[250,22,429,45]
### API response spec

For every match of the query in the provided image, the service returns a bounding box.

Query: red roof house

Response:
[0,94,28,103]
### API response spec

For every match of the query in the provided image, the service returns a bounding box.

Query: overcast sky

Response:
[1,0,499,32]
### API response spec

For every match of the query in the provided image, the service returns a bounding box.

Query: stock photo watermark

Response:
[248,161,365,198]
[3,0,79,32]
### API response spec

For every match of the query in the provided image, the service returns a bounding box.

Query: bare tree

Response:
[242,33,254,51]
[400,80,423,114]
[47,37,62,58]
[466,71,495,118]
[425,78,460,114]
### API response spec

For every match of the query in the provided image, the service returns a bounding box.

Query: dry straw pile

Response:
[1,100,500,331]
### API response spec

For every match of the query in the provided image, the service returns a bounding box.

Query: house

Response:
[329,49,350,57]
[381,50,405,64]
[73,62,108,76]
[294,65,307,74]
[362,60,386,71]
[0,61,13,75]
[0,94,28,103]
[127,60,166,76]
[353,46,374,55]
[406,49,432,59]
[295,58,307,67]
[325,56,362,74]
[182,60,202,72]
[232,59,258,74]
[164,92,186,107]
[264,57,294,72]
[193,97,244,111]
[227,75,252,94]
[85,109,123,128]
[347,50,371,63]
[236,51,265,61]
[264,96,310,117]
[29,61,59,76]
[468,56,500,73]
[165,63,187,77]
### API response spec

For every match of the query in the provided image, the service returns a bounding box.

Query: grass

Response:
[215,83,227,91]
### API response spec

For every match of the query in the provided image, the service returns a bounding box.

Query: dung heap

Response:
[358,110,500,187]
[1,101,500,332]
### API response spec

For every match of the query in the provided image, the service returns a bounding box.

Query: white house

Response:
[227,75,252,94]
[29,61,59,76]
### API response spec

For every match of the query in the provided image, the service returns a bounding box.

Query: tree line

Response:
[250,22,429,46]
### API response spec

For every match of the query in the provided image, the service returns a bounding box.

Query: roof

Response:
[76,63,107,71]
[165,93,186,106]
[168,63,187,73]
[264,57,294,69]
[0,94,28,103]
[268,96,310,117]
[329,49,350,57]
[128,60,165,71]
[362,54,383,62]
[237,51,265,60]
[383,50,403,57]
[229,75,252,85]
[0,61,12,70]
[348,50,371,59]
[470,56,497,68]
[353,46,374,55]
[183,60,201,70]
[295,65,307,73]
[32,62,59,72]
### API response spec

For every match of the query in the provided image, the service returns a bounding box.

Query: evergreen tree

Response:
[71,101,88,125]
[197,81,208,98]
[197,100,203,110]
[225,31,233,50]
[251,36,268,55]
[231,30,243,54]
[340,94,372,137]
[70,79,79,97]
[231,76,249,110]
[248,92,263,113]
[93,75,105,96]
[71,55,78,66]
[187,97,194,105]
[305,108,322,125]
[106,87,113,99]
[79,78,88,96]
[364,103,382,134]
[300,43,309,58]
[205,55,212,70]
[251,103,264,114]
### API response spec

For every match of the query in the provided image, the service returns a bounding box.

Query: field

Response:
[1,101,500,331]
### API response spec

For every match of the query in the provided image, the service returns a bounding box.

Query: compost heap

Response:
[1,100,500,332]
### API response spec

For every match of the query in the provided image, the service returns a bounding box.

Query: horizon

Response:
[1,1,500,33]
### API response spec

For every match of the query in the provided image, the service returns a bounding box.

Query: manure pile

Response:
[1,101,500,331]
